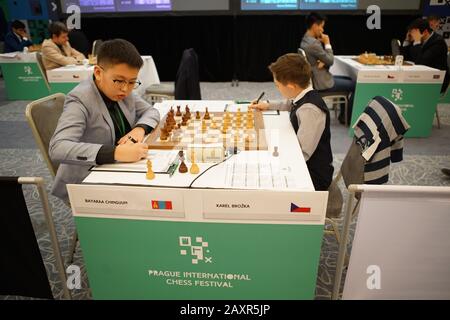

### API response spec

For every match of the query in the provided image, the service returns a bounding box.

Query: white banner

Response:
[343,186,450,299]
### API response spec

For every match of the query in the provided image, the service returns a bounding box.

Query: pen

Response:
[168,160,179,177]
[255,92,265,104]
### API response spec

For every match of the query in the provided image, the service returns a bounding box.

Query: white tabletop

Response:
[84,100,314,191]
[0,52,37,63]
[331,55,445,84]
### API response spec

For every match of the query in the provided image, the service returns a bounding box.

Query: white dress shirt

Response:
[269,86,326,161]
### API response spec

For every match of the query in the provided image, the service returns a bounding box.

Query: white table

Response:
[46,55,160,95]
[330,55,445,137]
[66,100,328,300]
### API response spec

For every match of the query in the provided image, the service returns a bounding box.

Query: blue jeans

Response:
[319,76,356,124]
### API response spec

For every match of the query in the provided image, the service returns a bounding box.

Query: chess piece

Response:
[176,106,182,116]
[196,111,201,120]
[160,128,169,141]
[272,146,279,157]
[179,158,188,173]
[189,150,200,174]
[204,107,210,120]
[211,120,218,130]
[146,160,155,180]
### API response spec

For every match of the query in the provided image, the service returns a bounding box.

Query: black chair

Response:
[391,39,402,59]
[175,48,201,100]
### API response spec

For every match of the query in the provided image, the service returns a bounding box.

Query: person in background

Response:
[41,21,85,70]
[300,12,355,125]
[250,53,333,191]
[4,20,33,53]
[402,18,448,93]
[49,39,160,203]
[427,16,442,32]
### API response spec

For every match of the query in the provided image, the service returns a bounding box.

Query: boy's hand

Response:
[114,142,148,162]
[317,60,326,69]
[118,127,145,145]
[249,101,270,111]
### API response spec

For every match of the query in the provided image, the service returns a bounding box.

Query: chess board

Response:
[146,109,268,151]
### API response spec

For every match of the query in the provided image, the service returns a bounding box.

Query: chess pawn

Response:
[272,146,279,157]
[176,106,182,116]
[211,120,218,129]
[146,160,155,180]
[160,128,169,141]
[189,150,200,175]
[196,111,201,120]
[203,107,210,120]
[179,158,188,173]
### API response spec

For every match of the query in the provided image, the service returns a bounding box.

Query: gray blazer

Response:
[49,77,160,202]
[300,33,335,90]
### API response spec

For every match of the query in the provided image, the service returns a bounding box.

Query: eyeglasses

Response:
[112,79,142,90]
[98,65,142,90]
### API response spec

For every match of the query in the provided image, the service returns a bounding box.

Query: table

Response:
[330,56,445,137]
[47,55,159,95]
[0,52,50,100]
[67,101,328,299]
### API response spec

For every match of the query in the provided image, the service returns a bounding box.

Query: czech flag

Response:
[151,200,173,210]
[290,203,311,213]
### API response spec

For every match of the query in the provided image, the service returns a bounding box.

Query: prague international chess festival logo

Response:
[391,88,403,102]
[24,66,33,75]
[179,236,212,264]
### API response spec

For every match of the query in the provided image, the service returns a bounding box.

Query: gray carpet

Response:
[0,80,449,300]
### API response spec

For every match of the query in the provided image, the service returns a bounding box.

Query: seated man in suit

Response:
[49,39,160,203]
[403,18,449,93]
[300,12,355,125]
[4,20,33,53]
[41,22,85,70]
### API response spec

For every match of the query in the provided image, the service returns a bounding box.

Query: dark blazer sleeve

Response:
[415,41,446,68]
[4,32,32,53]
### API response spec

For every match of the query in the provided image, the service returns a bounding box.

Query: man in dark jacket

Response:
[4,20,33,53]
[403,18,449,93]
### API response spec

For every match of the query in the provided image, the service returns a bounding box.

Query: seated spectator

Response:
[41,22,85,70]
[4,20,33,53]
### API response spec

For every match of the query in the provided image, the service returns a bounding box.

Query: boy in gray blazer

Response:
[49,39,160,202]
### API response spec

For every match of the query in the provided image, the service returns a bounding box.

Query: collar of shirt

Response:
[292,85,314,105]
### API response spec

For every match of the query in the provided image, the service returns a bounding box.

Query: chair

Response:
[324,139,364,243]
[0,176,71,299]
[297,48,307,59]
[143,57,175,104]
[35,51,50,91]
[25,93,65,177]
[25,94,79,266]
[145,83,175,104]
[319,91,349,125]
[174,48,201,100]
[325,96,409,244]
[91,39,103,56]
[391,39,401,58]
